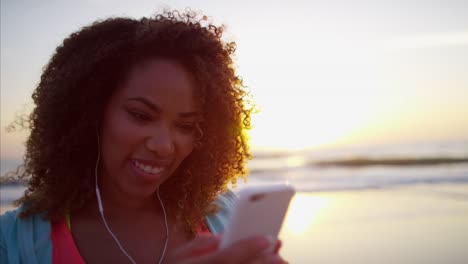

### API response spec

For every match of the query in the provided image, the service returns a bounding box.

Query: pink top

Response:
[50,218,86,264]
[50,216,212,263]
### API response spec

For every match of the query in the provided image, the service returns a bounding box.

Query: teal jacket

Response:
[0,191,236,264]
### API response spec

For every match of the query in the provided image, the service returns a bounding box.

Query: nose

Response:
[145,127,175,157]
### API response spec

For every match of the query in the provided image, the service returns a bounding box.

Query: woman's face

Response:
[100,59,200,198]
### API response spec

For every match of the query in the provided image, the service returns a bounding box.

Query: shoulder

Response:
[1,207,22,263]
[205,189,238,234]
[1,206,50,231]
[1,207,23,241]
[214,189,237,209]
[0,206,52,263]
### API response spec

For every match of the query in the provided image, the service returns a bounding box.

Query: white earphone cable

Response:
[95,130,169,264]
[156,188,169,264]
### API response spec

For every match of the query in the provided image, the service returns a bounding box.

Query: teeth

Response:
[151,167,162,174]
[134,161,164,175]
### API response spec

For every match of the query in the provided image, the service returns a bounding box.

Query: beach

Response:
[280,184,468,264]
[2,183,467,263]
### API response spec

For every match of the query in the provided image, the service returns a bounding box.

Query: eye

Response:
[176,123,196,134]
[127,109,151,122]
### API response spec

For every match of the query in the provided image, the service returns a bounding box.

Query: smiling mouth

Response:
[132,160,165,175]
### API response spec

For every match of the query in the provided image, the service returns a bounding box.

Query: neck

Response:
[97,173,163,213]
[98,187,162,214]
[96,186,164,219]
[93,178,169,264]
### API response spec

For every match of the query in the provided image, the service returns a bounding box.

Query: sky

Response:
[1,0,468,159]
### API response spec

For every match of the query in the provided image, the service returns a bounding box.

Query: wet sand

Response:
[280,184,468,264]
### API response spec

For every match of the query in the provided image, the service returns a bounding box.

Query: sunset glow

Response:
[1,0,468,158]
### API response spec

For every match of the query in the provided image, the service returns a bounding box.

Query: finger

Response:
[188,238,220,257]
[248,252,287,264]
[273,239,282,254]
[170,235,219,258]
[229,236,273,259]
[205,236,273,263]
[272,254,289,264]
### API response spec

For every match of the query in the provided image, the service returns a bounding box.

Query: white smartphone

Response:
[219,184,296,251]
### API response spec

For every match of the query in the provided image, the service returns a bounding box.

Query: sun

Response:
[248,91,377,151]
[237,31,385,151]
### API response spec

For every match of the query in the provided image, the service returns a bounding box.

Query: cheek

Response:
[101,110,138,163]
[177,135,195,159]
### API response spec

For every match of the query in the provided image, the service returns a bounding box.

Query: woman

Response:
[1,10,287,264]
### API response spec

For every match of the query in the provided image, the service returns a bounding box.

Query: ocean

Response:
[240,140,468,191]
[2,140,468,206]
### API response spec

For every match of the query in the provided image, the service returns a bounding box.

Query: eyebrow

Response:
[126,97,202,118]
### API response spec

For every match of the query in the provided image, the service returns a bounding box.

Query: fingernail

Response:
[271,255,283,264]
[256,236,273,248]
[265,235,275,245]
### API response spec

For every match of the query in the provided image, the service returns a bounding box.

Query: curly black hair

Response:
[10,10,252,234]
